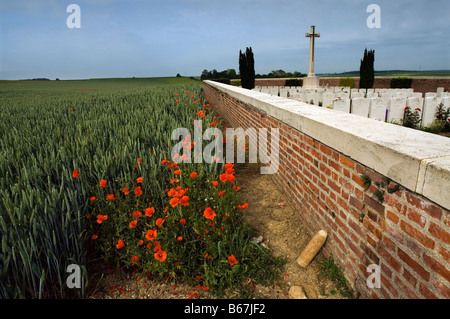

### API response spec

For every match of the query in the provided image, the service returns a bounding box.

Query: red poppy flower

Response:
[154,250,167,262]
[190,172,198,178]
[89,197,96,201]
[228,255,237,266]
[212,181,218,187]
[72,170,80,178]
[99,179,107,188]
[106,194,118,201]
[161,158,170,165]
[116,239,124,249]
[134,186,143,196]
[169,197,179,207]
[179,219,186,225]
[218,190,224,197]
[156,218,165,226]
[174,169,181,175]
[129,220,137,228]
[122,186,129,195]
[91,235,98,240]
[238,202,248,209]
[137,177,143,183]
[132,211,142,218]
[179,196,189,206]
[203,207,216,220]
[145,229,157,241]
[96,214,108,224]
[131,255,139,263]
[144,207,155,217]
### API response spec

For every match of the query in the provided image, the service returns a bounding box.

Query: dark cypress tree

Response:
[239,47,255,89]
[360,48,375,89]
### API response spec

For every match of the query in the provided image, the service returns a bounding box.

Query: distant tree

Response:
[360,48,375,89]
[176,73,181,77]
[239,47,255,89]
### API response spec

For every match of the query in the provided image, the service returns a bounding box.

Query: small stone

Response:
[289,286,308,299]
[251,236,264,244]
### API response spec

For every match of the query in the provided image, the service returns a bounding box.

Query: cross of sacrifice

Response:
[305,25,320,77]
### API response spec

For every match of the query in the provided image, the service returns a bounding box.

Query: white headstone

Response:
[422,97,443,127]
[333,98,351,113]
[323,92,334,108]
[387,97,407,123]
[443,96,450,108]
[367,92,379,99]
[313,92,323,106]
[270,87,279,96]
[406,97,424,111]
[351,98,370,118]
[279,88,288,98]
[369,98,387,121]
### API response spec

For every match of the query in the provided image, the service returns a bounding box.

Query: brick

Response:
[384,194,403,213]
[398,248,430,281]
[433,279,450,299]
[381,262,393,278]
[445,214,450,228]
[419,283,438,299]
[423,204,443,221]
[400,220,435,249]
[327,179,341,194]
[349,196,363,210]
[381,274,399,298]
[319,144,332,157]
[407,208,427,228]
[422,253,450,283]
[378,246,402,272]
[394,276,420,299]
[437,245,450,263]
[352,173,365,188]
[386,210,400,224]
[364,219,382,240]
[428,222,450,245]
[405,193,442,220]
[364,194,385,215]
[340,155,355,169]
[402,267,418,288]
[383,235,396,251]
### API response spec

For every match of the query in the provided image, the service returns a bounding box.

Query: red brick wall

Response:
[204,81,450,299]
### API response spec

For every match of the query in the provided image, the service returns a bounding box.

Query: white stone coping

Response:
[205,80,450,210]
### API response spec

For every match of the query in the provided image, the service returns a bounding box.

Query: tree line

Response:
[201,47,376,90]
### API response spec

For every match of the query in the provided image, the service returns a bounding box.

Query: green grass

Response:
[0,76,202,91]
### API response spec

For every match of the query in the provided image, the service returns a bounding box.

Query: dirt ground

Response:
[87,162,346,300]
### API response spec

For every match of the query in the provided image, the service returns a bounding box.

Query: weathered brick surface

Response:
[203,82,450,299]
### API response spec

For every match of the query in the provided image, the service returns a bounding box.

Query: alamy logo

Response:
[66,264,81,289]
[366,4,381,29]
[171,120,279,174]
[366,264,381,288]
[66,4,81,29]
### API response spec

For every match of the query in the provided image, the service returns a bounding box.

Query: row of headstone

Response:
[252,86,450,127]
[327,95,449,126]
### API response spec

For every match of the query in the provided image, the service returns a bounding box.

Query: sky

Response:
[0,0,449,80]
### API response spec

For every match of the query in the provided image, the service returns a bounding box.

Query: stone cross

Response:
[305,26,320,77]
